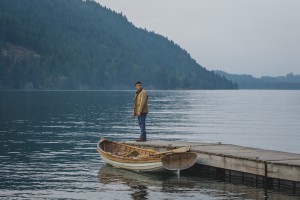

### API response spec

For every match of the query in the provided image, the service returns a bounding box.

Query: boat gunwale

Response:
[97,139,163,163]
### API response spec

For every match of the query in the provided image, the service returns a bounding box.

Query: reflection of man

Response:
[133,81,148,142]
[131,184,148,200]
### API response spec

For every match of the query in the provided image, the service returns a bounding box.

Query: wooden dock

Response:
[126,140,300,192]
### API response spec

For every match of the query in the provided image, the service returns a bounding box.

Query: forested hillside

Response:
[0,0,237,90]
[215,71,300,89]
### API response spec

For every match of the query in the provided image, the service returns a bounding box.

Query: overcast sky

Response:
[96,0,300,77]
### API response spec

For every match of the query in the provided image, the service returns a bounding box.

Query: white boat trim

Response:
[101,156,165,172]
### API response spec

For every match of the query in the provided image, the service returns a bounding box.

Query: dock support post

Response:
[255,174,258,187]
[242,172,245,184]
[293,181,296,195]
[264,161,268,188]
[215,168,225,181]
[264,161,274,189]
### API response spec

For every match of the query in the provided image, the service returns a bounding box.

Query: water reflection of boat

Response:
[98,164,171,186]
[98,164,165,200]
[97,138,197,172]
[98,164,196,199]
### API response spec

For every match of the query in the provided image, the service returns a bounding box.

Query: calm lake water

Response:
[0,90,299,199]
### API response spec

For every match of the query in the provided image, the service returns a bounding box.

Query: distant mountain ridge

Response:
[0,0,237,90]
[215,71,300,89]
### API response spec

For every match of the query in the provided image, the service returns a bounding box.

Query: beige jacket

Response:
[133,89,148,115]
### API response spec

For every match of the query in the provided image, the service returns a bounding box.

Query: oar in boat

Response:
[161,152,197,171]
[154,146,191,155]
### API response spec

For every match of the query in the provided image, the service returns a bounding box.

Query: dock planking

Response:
[126,140,300,184]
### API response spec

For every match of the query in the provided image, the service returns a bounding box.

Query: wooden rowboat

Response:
[97,138,197,172]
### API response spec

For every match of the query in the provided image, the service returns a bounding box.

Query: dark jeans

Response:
[138,113,147,139]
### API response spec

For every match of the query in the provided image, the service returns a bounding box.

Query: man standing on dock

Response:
[133,81,148,142]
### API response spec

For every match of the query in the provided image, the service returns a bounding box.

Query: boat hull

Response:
[97,138,197,172]
[101,155,165,172]
[97,139,166,172]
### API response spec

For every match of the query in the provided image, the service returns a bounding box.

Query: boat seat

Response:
[126,150,140,157]
[114,152,127,156]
